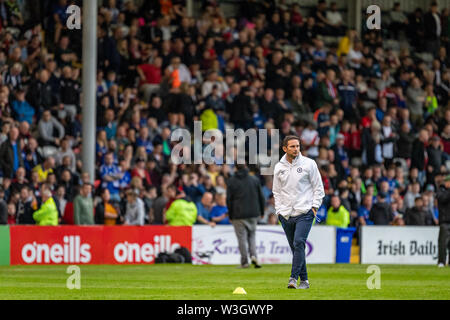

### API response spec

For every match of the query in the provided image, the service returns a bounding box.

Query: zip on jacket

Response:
[272,153,325,219]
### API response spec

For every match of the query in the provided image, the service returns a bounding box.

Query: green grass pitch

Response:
[0,264,449,300]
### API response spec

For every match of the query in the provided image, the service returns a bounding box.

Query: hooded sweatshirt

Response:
[226,168,265,220]
[272,153,325,219]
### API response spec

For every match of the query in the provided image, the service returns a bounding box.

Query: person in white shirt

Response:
[325,2,346,36]
[272,135,325,289]
[348,41,364,70]
[301,121,320,158]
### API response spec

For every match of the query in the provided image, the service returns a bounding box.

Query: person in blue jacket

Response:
[12,88,35,125]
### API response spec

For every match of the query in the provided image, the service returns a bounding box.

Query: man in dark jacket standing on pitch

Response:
[436,175,450,267]
[226,164,265,268]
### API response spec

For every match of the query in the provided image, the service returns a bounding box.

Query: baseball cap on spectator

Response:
[336,133,345,140]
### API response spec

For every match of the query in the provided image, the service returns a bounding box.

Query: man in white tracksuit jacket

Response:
[272,135,325,289]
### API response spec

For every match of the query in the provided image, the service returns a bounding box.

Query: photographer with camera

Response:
[437,175,450,267]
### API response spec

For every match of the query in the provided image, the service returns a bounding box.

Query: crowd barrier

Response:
[0,225,441,265]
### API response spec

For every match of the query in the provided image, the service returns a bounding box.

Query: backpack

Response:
[155,252,185,264]
[175,247,192,263]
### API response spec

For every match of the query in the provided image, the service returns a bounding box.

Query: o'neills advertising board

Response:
[10,226,103,264]
[192,225,336,265]
[103,226,191,264]
[360,226,439,265]
[10,226,191,265]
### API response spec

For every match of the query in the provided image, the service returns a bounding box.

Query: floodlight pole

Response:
[81,0,98,184]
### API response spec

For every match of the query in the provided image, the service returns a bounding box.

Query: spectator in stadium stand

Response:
[358,194,374,226]
[388,2,409,40]
[10,166,28,195]
[32,189,58,226]
[37,110,65,147]
[0,187,6,225]
[137,55,163,103]
[100,152,122,203]
[149,187,169,225]
[325,195,350,228]
[95,188,120,225]
[209,192,230,225]
[226,163,265,268]
[195,191,214,226]
[124,188,145,226]
[57,66,80,123]
[54,137,76,172]
[369,192,394,225]
[54,185,67,221]
[437,175,450,267]
[423,1,442,56]
[25,69,56,120]
[396,122,415,162]
[427,135,444,181]
[404,181,422,210]
[0,126,23,179]
[165,189,197,226]
[12,87,34,125]
[73,183,94,225]
[404,196,433,226]
[32,156,55,184]
[22,137,43,175]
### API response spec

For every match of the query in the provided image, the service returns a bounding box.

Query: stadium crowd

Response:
[0,0,449,238]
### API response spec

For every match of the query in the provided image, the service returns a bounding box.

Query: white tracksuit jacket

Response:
[272,153,325,219]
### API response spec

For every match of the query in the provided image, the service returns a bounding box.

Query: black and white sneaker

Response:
[251,256,262,269]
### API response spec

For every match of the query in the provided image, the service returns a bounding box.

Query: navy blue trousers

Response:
[279,210,315,281]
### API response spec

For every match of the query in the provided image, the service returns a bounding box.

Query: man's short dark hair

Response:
[282,135,301,148]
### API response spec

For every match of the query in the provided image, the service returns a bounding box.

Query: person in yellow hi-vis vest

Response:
[325,195,350,228]
[33,189,58,226]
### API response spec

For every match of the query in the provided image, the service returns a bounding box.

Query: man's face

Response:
[82,185,92,196]
[16,168,25,179]
[283,139,300,158]
[364,196,372,207]
[167,188,176,199]
[43,111,51,121]
[46,158,55,168]
[20,188,28,200]
[9,127,19,141]
[415,199,424,208]
[331,197,340,209]
[105,154,113,165]
[202,193,213,207]
[63,156,72,167]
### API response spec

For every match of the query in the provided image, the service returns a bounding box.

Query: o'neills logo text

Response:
[21,236,91,264]
[114,235,180,263]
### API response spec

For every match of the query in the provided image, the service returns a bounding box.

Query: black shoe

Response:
[251,256,262,268]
